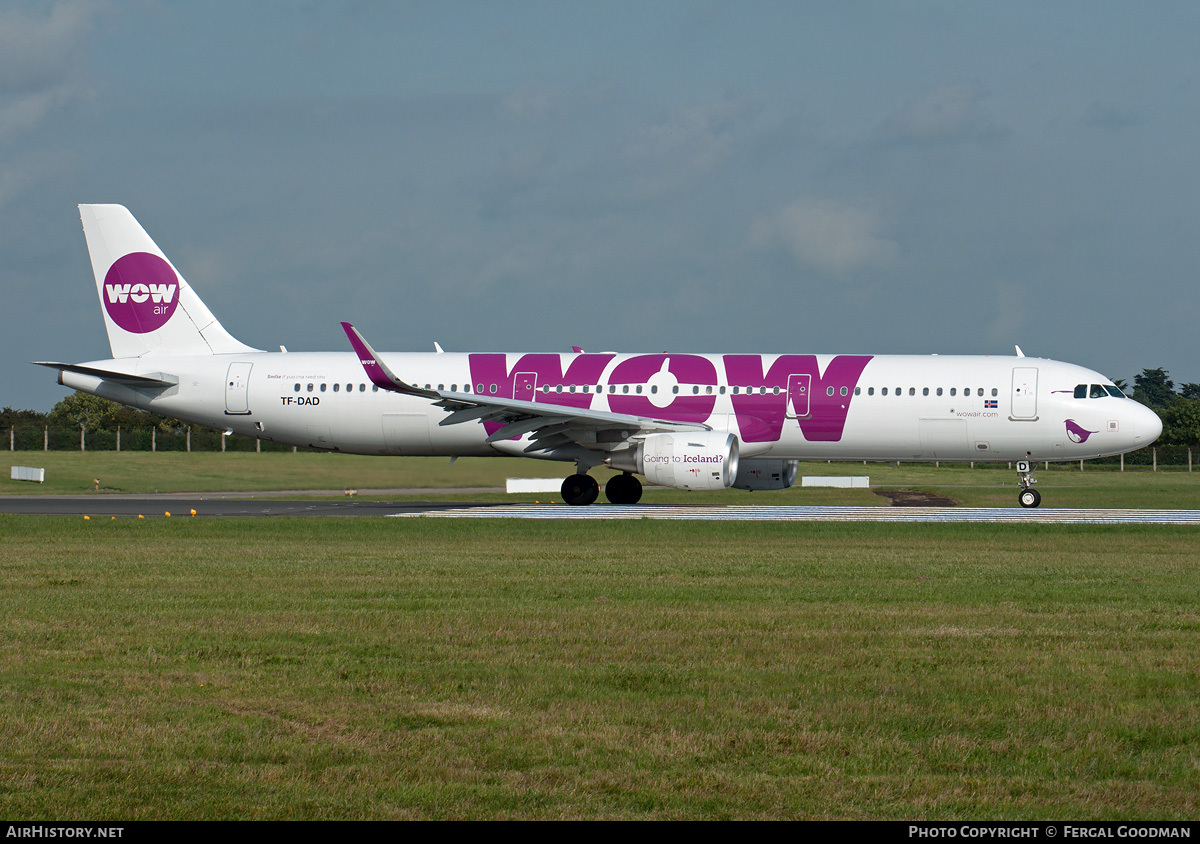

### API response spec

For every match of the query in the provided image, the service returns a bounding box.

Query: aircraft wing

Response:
[341,323,708,454]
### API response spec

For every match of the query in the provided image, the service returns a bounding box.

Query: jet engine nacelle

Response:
[732,459,799,491]
[635,431,740,491]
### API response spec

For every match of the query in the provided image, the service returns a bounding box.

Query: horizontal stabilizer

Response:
[32,361,178,388]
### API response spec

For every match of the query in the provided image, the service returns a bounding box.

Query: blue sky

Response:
[4,1,1199,410]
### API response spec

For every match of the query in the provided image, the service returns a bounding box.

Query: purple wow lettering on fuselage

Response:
[607,354,718,424]
[467,353,615,435]
[466,352,873,443]
[724,355,873,442]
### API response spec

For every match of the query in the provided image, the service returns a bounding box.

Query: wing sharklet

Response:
[340,323,438,398]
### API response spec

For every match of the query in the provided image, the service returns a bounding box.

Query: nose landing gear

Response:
[1016,459,1041,508]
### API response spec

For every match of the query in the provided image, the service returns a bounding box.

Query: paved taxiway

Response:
[4,496,1200,524]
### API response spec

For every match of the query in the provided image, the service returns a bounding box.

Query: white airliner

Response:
[37,205,1162,507]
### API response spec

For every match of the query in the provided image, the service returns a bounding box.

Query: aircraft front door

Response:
[225,362,253,415]
[1011,367,1039,419]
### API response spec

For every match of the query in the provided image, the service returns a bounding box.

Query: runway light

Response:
[83,515,90,520]
[190,509,196,517]
[138,514,144,519]
[165,511,171,518]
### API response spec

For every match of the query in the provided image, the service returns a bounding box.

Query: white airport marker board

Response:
[11,466,45,483]
[506,478,565,494]
[801,476,869,488]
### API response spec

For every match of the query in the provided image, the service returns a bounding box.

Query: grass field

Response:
[4,450,1200,509]
[1,515,1199,819]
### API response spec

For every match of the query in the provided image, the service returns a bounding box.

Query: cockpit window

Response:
[1104,385,1125,398]
[1074,384,1087,399]
[1090,384,1108,398]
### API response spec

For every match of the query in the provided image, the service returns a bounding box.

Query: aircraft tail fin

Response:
[80,204,260,359]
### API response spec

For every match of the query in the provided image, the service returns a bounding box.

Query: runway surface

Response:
[4,496,1200,524]
[0,495,478,518]
[393,503,1200,524]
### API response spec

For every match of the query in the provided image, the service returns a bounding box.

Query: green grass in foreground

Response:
[1,516,1198,819]
[4,450,1200,509]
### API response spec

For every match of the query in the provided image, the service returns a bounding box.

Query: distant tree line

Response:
[2,392,181,435]
[0,394,300,452]
[4,367,1200,450]
[1127,368,1200,447]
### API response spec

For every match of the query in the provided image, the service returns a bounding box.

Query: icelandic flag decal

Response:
[984,399,998,409]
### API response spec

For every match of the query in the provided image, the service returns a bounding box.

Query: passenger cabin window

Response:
[294,383,300,392]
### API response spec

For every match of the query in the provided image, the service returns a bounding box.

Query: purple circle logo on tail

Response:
[1064,419,1098,443]
[102,252,180,334]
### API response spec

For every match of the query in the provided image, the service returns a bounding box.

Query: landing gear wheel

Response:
[561,473,599,506]
[605,473,643,505]
[1019,488,1041,508]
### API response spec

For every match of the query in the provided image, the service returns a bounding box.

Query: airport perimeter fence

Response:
[5,426,310,454]
[6,425,1196,469]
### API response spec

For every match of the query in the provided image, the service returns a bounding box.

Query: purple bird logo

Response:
[1065,419,1098,444]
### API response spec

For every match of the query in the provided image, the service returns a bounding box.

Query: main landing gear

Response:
[604,472,643,505]
[1016,459,1041,508]
[560,473,599,506]
[559,472,643,506]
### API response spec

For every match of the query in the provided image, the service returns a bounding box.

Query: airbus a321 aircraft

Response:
[37,205,1162,507]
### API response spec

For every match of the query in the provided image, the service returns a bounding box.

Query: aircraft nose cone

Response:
[1136,402,1163,444]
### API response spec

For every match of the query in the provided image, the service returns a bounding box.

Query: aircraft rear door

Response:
[1011,367,1038,419]
[225,362,253,415]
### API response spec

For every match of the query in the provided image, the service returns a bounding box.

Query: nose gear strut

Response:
[1016,458,1041,508]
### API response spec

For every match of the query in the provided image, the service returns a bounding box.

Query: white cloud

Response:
[751,198,899,276]
[877,83,1004,144]
[0,1,98,141]
[620,96,755,199]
